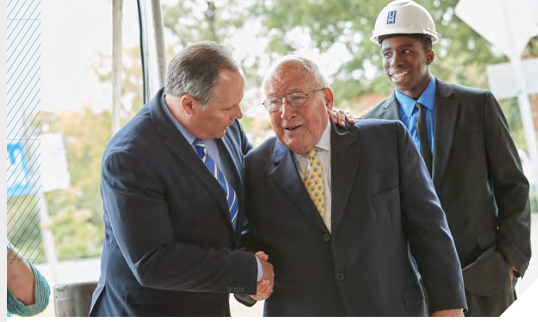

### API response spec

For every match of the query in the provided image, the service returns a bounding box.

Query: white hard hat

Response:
[370,0,439,45]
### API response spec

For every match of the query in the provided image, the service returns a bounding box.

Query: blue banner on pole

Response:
[7,143,33,197]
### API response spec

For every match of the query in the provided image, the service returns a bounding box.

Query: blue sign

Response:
[7,143,33,197]
[387,11,397,24]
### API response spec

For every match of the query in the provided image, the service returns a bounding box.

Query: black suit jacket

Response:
[242,120,466,316]
[363,79,531,298]
[89,88,256,317]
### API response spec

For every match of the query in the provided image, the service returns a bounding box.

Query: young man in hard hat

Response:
[363,0,531,317]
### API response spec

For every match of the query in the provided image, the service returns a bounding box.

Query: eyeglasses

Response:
[262,88,326,112]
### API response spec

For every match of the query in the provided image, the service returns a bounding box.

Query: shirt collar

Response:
[394,76,437,117]
[161,94,197,145]
[293,119,332,161]
[316,119,332,152]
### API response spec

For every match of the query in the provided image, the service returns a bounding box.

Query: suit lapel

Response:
[162,137,230,215]
[331,123,362,234]
[377,86,459,191]
[149,89,231,220]
[269,140,329,234]
[377,93,401,121]
[217,136,242,195]
[432,80,459,190]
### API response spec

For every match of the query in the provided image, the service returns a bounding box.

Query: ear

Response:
[426,49,435,66]
[323,87,335,110]
[180,94,199,116]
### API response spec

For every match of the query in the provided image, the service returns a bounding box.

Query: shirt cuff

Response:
[256,257,262,282]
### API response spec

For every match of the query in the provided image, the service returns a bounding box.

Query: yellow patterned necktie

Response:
[303,147,325,216]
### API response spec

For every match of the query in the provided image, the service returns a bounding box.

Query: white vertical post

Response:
[112,0,124,134]
[36,189,58,286]
[151,0,166,87]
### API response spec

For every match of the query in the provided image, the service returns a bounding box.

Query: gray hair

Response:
[164,41,240,106]
[263,55,329,91]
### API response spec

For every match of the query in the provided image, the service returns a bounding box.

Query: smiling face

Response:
[189,69,244,139]
[381,35,434,100]
[265,61,333,155]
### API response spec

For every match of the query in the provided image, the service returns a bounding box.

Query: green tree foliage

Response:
[257,0,510,102]
[93,47,144,119]
[162,0,254,45]
[256,0,537,146]
[162,0,272,139]
[31,1,537,260]
[8,196,44,263]
[161,0,259,83]
[39,107,113,259]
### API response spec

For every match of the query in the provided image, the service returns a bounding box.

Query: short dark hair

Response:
[164,41,240,106]
[379,34,432,51]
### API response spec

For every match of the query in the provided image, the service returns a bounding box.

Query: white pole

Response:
[20,119,59,286]
[36,189,58,286]
[112,0,124,134]
[151,0,166,87]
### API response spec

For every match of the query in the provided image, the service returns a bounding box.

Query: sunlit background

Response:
[6,0,538,317]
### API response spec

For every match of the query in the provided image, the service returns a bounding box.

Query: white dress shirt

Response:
[293,120,332,233]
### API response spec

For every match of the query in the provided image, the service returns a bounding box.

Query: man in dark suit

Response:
[89,41,274,317]
[363,0,531,317]
[241,55,466,316]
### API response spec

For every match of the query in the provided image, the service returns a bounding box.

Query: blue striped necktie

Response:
[194,138,238,230]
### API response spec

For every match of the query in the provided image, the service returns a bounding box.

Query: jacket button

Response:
[323,234,331,242]
[238,287,245,293]
[227,286,233,292]
[336,273,345,281]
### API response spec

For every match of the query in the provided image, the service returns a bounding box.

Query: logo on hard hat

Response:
[387,11,396,24]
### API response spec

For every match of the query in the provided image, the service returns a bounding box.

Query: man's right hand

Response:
[431,309,464,317]
[250,251,274,301]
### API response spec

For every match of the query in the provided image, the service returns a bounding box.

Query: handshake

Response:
[251,251,275,301]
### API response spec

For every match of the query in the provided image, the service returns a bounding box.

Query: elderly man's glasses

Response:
[262,88,325,112]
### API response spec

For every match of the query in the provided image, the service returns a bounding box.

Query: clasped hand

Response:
[250,251,274,301]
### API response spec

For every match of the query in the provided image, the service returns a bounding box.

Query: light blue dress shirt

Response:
[395,76,436,154]
[161,95,224,169]
[160,96,263,282]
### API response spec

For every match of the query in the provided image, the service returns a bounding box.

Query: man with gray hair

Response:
[240,55,467,316]
[89,41,274,317]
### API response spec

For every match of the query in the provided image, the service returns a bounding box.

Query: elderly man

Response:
[363,1,531,316]
[241,55,466,316]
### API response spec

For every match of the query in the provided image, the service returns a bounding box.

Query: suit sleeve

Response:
[102,150,257,294]
[483,91,531,276]
[234,215,260,307]
[234,154,265,307]
[396,122,467,312]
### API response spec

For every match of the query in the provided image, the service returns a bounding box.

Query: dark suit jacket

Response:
[363,79,531,302]
[242,120,466,316]
[89,88,256,317]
